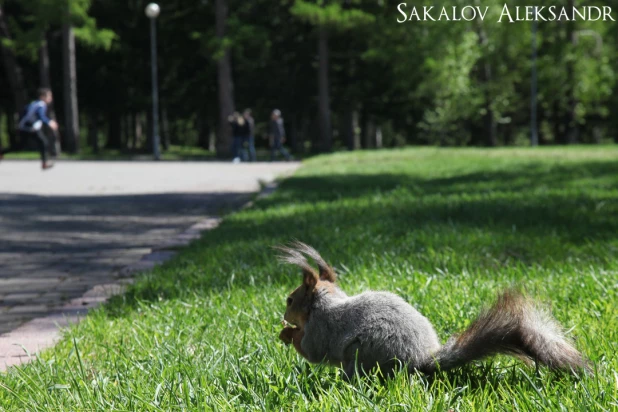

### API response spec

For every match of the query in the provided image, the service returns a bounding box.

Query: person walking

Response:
[269,109,291,161]
[0,88,58,170]
[243,109,257,162]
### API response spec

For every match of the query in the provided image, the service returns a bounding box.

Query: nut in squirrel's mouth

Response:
[281,319,298,328]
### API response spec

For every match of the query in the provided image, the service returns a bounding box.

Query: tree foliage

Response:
[1,0,617,154]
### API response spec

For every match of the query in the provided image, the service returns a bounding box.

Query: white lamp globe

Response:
[145,3,160,18]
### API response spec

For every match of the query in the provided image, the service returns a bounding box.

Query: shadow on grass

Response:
[104,159,618,315]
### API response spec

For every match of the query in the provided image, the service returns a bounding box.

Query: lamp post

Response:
[145,3,161,160]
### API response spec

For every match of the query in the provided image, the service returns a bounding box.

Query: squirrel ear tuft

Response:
[289,240,337,283]
[317,264,336,283]
[275,241,336,284]
[303,269,318,289]
[275,244,314,273]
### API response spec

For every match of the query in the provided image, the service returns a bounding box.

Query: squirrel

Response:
[277,241,590,379]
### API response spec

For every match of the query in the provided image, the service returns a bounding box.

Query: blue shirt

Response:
[18,100,50,131]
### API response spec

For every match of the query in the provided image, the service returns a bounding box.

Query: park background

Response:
[1,1,618,410]
[1,0,618,158]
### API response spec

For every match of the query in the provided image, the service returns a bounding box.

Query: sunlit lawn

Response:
[1,146,617,410]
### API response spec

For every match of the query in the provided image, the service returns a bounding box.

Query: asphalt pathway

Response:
[0,161,298,336]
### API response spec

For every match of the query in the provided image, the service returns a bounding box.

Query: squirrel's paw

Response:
[279,327,296,345]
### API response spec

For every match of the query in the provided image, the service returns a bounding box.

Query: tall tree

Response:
[317,26,331,151]
[38,34,51,88]
[564,0,578,144]
[39,33,61,154]
[290,1,373,152]
[62,19,79,153]
[215,0,234,158]
[0,5,27,110]
[475,19,497,147]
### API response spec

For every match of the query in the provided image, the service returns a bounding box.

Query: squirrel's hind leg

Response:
[343,360,397,382]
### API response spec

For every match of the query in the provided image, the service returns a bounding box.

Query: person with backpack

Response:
[0,88,58,170]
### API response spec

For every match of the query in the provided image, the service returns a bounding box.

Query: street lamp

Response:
[145,3,161,160]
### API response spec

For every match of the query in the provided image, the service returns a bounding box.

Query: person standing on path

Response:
[269,109,291,161]
[243,109,257,162]
[229,112,244,163]
[0,88,58,170]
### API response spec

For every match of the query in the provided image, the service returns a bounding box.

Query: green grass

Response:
[1,146,617,410]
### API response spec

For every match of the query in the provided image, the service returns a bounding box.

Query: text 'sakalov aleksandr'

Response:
[396,4,615,23]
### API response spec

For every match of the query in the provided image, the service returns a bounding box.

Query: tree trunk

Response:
[0,5,27,136]
[360,109,368,149]
[503,122,513,146]
[342,105,354,151]
[6,109,17,147]
[107,110,121,149]
[169,119,178,147]
[592,126,602,144]
[564,0,578,144]
[88,112,98,154]
[39,34,52,89]
[209,130,216,152]
[482,63,497,147]
[375,126,383,149]
[317,27,332,152]
[360,108,374,149]
[553,101,565,144]
[289,115,297,152]
[197,114,210,149]
[297,113,309,154]
[132,112,142,150]
[475,21,497,147]
[215,0,235,158]
[353,111,360,149]
[530,19,539,147]
[120,113,128,148]
[537,104,546,145]
[161,106,170,149]
[39,32,59,154]
[126,114,133,149]
[483,89,497,146]
[146,109,153,151]
[62,21,80,153]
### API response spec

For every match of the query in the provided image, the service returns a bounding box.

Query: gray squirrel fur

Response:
[277,241,589,378]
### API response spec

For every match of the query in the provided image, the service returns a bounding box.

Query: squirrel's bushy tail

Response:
[422,290,590,374]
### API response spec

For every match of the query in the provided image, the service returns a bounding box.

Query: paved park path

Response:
[0,160,299,369]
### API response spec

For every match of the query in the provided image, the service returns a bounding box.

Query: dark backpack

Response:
[17,102,37,130]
